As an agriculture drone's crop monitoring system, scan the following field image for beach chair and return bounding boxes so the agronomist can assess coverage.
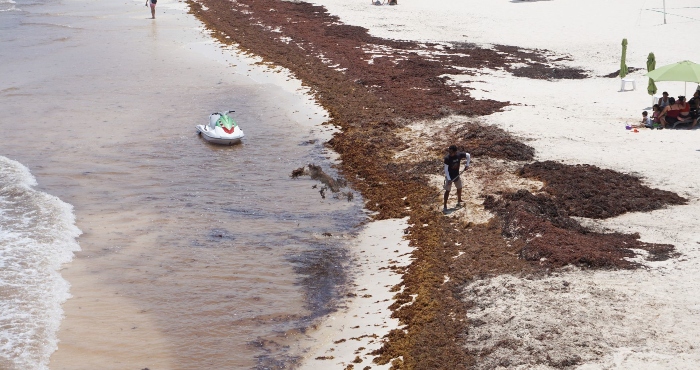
[671,118,692,129]
[620,77,636,91]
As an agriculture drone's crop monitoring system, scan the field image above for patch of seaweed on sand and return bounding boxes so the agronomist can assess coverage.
[477,161,685,268]
[518,161,688,218]
[372,208,535,369]
[437,122,535,161]
[186,1,684,369]
[187,0,586,122]
[602,66,642,78]
[484,190,677,269]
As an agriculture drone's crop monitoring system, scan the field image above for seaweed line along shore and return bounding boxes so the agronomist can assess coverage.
[186,0,697,369]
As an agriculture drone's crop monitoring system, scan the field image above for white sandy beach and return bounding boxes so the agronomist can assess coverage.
[295,0,700,368]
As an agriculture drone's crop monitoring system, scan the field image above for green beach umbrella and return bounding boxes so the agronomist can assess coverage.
[620,38,629,79]
[645,60,700,95]
[645,60,700,83]
[647,52,657,96]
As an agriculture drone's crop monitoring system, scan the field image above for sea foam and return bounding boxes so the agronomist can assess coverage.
[0,156,81,370]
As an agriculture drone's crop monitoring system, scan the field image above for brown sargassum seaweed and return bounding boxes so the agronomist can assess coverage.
[187,1,687,368]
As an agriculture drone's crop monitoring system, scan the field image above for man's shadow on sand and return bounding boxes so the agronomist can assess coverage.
[442,204,463,215]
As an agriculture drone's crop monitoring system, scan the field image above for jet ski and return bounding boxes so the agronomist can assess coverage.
[196,110,245,145]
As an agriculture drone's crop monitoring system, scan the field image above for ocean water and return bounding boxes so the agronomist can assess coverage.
[0,0,363,368]
[0,157,81,370]
[0,0,16,13]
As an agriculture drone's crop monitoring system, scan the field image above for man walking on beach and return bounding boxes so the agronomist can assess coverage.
[146,0,157,19]
[443,145,471,213]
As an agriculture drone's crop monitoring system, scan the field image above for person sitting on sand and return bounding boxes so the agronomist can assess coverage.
[689,97,700,129]
[690,90,700,105]
[641,111,653,128]
[659,97,679,128]
[628,111,653,129]
[651,104,662,126]
[676,96,693,126]
[658,91,670,109]
[443,145,470,213]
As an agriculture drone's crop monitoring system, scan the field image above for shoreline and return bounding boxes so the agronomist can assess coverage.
[296,218,412,370]
[2,0,365,368]
[5,0,699,368]
[189,0,700,368]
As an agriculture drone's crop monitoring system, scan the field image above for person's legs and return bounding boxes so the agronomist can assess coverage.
[443,180,452,210]
[675,117,691,129]
[150,3,156,18]
[455,177,463,205]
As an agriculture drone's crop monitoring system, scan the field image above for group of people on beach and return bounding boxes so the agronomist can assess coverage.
[641,90,700,130]
[372,0,398,5]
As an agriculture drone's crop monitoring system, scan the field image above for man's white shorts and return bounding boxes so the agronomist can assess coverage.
[443,177,463,192]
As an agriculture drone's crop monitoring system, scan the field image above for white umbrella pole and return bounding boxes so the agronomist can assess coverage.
[664,0,667,24]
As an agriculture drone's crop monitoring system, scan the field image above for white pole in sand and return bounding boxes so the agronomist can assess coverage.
[663,0,667,24]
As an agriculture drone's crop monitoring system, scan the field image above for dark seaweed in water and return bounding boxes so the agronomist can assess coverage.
[208,228,236,241]
[288,245,349,315]
[253,339,302,370]
[233,192,363,369]
[244,229,359,370]
[252,234,355,369]
[291,164,347,193]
